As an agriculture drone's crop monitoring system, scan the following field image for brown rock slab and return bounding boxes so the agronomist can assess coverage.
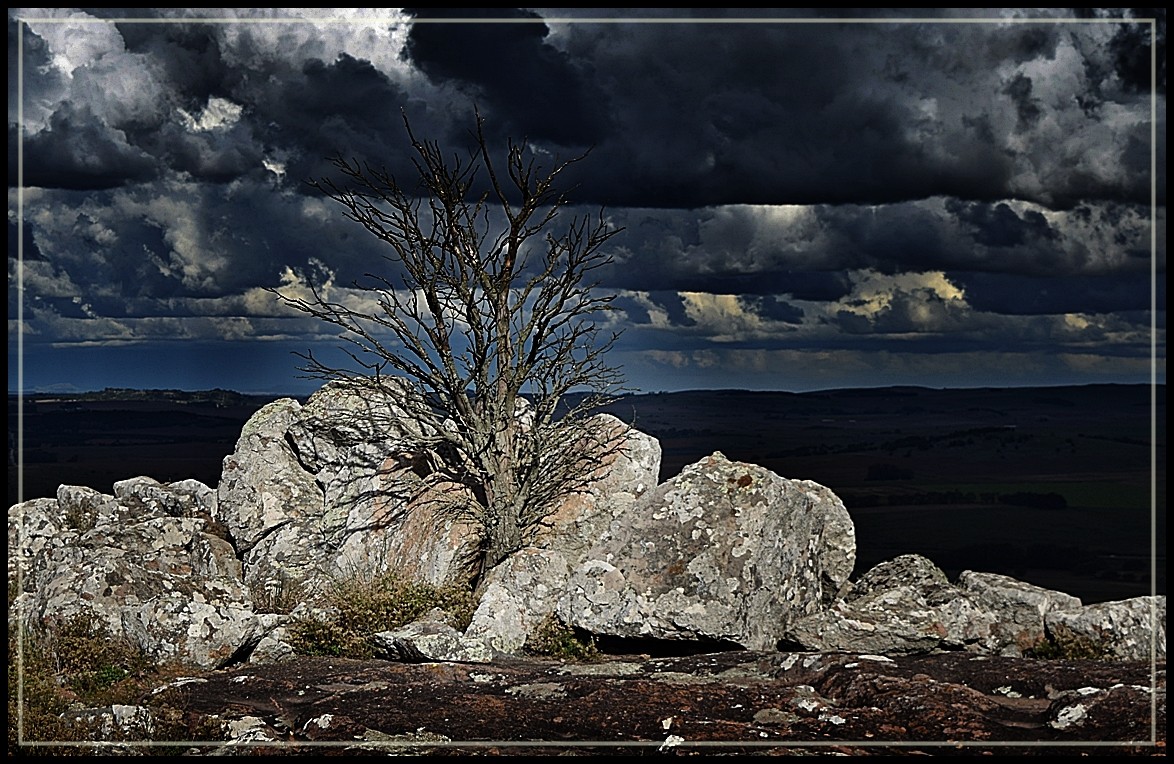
[143,650,1165,756]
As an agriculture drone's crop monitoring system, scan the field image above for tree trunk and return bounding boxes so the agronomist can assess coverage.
[479,291,523,577]
[481,466,525,577]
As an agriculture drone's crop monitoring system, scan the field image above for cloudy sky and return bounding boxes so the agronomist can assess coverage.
[8,8,1167,395]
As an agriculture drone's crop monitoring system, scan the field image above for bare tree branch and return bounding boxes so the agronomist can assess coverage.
[268,111,628,581]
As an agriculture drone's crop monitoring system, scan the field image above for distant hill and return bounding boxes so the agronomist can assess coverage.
[11,387,292,407]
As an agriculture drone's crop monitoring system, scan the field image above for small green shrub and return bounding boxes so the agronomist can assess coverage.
[8,611,151,755]
[9,626,85,753]
[287,617,361,658]
[524,616,600,662]
[7,585,221,756]
[287,572,477,659]
[38,611,152,706]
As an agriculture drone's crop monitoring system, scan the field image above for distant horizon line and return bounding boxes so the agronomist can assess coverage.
[7,380,1166,399]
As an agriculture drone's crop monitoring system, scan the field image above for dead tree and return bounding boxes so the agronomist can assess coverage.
[271,113,625,579]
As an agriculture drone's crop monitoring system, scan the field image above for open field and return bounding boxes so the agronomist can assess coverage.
[8,384,1165,603]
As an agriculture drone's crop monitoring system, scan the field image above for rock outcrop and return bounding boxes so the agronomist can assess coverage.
[9,477,259,669]
[215,383,482,600]
[8,386,673,668]
[371,616,499,664]
[783,553,996,655]
[957,568,1085,655]
[556,451,856,650]
[464,547,575,655]
[464,413,662,654]
[783,554,1166,662]
[1046,596,1167,662]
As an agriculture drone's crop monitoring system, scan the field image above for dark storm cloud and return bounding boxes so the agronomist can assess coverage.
[597,193,1154,319]
[104,221,182,300]
[1003,73,1043,132]
[1078,7,1167,94]
[10,12,417,193]
[611,294,650,325]
[165,126,264,183]
[8,15,62,127]
[544,20,1034,208]
[115,21,236,112]
[608,291,696,328]
[8,218,42,262]
[10,10,1160,210]
[12,180,395,311]
[115,24,421,187]
[246,53,413,180]
[545,15,1156,210]
[11,16,229,188]
[946,200,1057,249]
[775,271,857,302]
[8,9,1163,393]
[824,200,1150,278]
[647,291,696,327]
[15,107,159,190]
[743,295,804,325]
[402,8,610,148]
[567,23,965,207]
[824,205,955,275]
[951,271,1164,315]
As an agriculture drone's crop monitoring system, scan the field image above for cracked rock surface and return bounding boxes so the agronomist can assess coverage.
[144,650,1164,756]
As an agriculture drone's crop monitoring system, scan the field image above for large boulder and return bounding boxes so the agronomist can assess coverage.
[283,377,434,538]
[531,413,662,559]
[215,397,323,554]
[957,569,1083,656]
[215,382,482,600]
[8,496,77,603]
[373,615,499,664]
[328,475,482,588]
[465,414,661,653]
[1045,596,1166,661]
[114,475,219,519]
[465,547,574,654]
[783,557,1153,660]
[9,478,260,670]
[784,555,1003,655]
[556,452,856,650]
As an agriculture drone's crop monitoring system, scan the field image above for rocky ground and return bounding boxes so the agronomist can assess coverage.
[140,650,1165,757]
